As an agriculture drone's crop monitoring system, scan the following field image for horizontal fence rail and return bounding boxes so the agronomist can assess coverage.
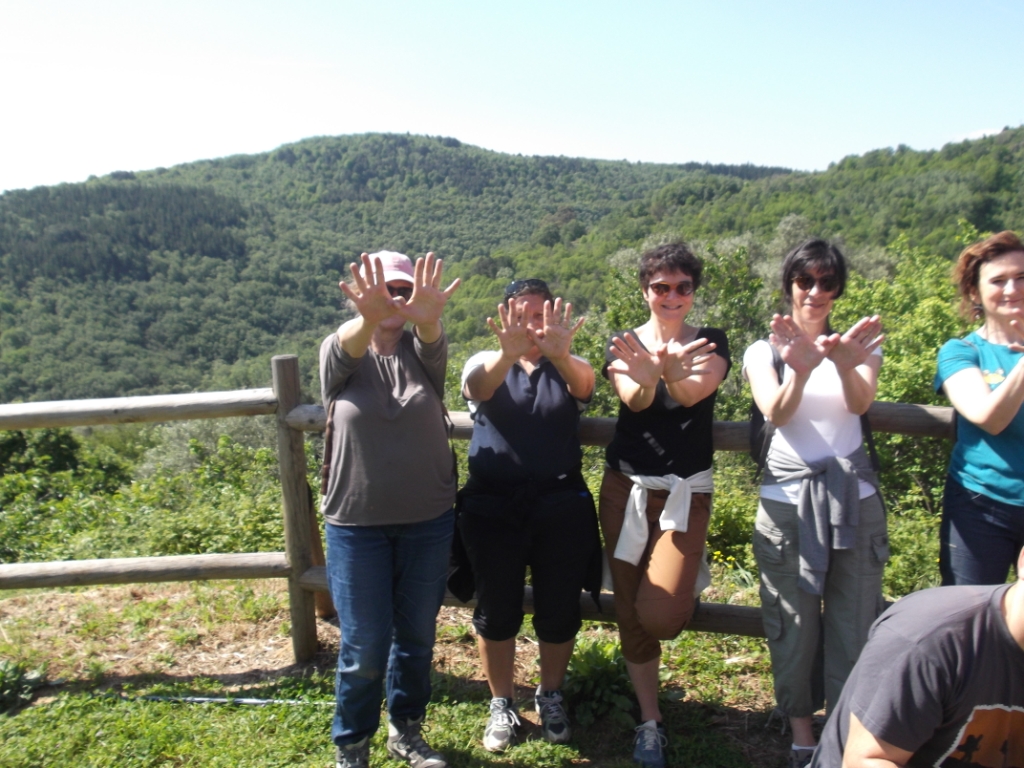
[297,566,766,637]
[0,393,955,444]
[0,553,290,590]
[287,399,957,446]
[0,370,958,661]
[0,389,278,431]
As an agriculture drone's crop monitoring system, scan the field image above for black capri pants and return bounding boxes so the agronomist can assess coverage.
[459,478,599,644]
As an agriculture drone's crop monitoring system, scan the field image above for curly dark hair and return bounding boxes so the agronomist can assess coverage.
[638,243,703,291]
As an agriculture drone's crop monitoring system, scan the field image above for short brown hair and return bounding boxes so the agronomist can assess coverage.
[953,230,1024,320]
[639,243,703,291]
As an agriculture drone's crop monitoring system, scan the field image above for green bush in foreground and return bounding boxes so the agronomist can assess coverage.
[0,428,284,564]
[0,660,44,714]
[563,632,636,728]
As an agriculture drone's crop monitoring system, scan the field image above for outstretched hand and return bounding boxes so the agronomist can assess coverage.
[339,253,398,326]
[487,300,536,361]
[607,332,667,389]
[528,298,585,361]
[769,314,838,374]
[662,337,717,383]
[828,315,885,371]
[392,252,461,327]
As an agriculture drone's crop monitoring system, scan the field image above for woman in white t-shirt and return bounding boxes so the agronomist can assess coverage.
[742,239,886,768]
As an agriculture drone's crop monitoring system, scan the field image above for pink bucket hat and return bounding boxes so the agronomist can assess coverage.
[362,251,414,283]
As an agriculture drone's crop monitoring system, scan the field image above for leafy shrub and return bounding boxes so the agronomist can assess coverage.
[0,430,284,563]
[563,633,635,728]
[705,458,758,570]
[0,660,44,713]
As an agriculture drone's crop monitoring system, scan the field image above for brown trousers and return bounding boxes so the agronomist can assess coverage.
[598,467,712,664]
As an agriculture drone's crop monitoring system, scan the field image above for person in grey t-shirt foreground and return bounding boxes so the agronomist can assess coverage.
[813,546,1024,767]
[320,250,460,768]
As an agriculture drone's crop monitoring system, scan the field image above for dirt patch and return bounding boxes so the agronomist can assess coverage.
[0,582,544,694]
[1,581,793,765]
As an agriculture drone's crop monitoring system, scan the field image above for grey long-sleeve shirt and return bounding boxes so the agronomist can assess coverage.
[319,328,456,526]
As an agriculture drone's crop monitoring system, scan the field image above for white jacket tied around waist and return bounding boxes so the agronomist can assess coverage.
[612,468,714,596]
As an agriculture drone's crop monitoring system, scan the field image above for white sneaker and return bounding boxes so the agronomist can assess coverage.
[483,697,521,752]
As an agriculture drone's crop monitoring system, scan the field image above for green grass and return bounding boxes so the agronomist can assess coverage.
[0,575,787,767]
[0,687,764,767]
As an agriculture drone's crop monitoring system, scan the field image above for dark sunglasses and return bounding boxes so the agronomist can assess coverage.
[648,280,695,297]
[792,274,839,293]
[387,284,413,300]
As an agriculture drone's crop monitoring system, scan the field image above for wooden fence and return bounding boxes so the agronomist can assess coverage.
[0,355,956,662]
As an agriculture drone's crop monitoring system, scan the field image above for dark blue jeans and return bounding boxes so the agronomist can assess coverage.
[324,508,454,747]
[940,477,1024,585]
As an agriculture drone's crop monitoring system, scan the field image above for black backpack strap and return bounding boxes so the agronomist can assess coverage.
[860,412,881,474]
[754,341,785,471]
[441,403,459,484]
[320,399,336,491]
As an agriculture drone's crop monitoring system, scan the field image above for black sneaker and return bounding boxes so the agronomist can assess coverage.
[483,696,521,752]
[386,716,447,768]
[534,686,571,744]
[335,737,370,768]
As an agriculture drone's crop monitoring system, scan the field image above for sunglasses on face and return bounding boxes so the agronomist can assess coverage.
[792,274,839,293]
[387,284,413,300]
[648,281,695,297]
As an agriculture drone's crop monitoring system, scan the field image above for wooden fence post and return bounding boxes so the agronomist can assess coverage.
[272,355,319,662]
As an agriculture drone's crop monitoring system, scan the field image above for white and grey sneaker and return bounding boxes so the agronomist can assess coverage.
[386,716,447,768]
[483,697,521,752]
[534,686,571,744]
[336,736,371,768]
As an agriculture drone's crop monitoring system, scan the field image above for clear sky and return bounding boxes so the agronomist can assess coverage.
[3,0,1022,193]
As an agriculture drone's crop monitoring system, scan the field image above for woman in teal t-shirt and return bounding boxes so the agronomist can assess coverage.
[935,230,1024,585]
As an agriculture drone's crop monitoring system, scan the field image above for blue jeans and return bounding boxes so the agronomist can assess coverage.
[325,508,454,747]
[940,476,1024,585]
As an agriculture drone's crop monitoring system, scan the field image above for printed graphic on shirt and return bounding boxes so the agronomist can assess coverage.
[935,706,1024,767]
[982,368,1006,387]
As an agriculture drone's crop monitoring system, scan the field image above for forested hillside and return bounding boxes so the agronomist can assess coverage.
[2,128,1023,403]
[0,134,786,402]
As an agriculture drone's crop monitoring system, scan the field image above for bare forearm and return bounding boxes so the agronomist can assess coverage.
[764,371,809,427]
[838,367,878,416]
[664,377,709,407]
[337,317,377,358]
[549,354,595,401]
[664,357,727,407]
[979,361,1024,433]
[945,360,1024,434]
[843,755,905,768]
[464,352,517,402]
[843,714,914,768]
[613,374,657,412]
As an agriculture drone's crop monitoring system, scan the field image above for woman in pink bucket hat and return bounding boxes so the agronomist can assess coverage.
[319,250,460,768]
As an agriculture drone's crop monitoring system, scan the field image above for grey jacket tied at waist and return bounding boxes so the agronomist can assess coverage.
[763,446,880,595]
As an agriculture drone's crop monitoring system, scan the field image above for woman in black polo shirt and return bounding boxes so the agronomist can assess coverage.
[458,278,601,754]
